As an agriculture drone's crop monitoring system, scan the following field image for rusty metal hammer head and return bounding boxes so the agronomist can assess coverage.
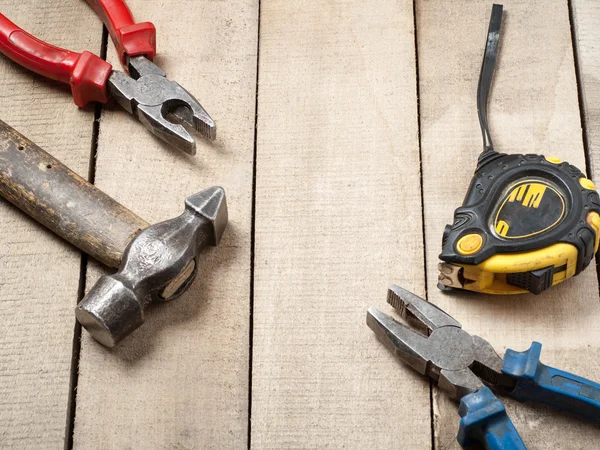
[75,186,228,347]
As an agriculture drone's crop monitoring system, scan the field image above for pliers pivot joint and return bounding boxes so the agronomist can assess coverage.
[368,285,600,449]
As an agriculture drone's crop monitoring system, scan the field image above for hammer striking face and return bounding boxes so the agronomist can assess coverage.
[76,187,228,347]
[0,120,228,347]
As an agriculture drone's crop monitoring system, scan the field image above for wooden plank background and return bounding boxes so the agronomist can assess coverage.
[0,0,598,449]
[251,0,430,447]
[72,1,258,448]
[572,0,600,182]
[0,2,101,447]
[417,1,600,448]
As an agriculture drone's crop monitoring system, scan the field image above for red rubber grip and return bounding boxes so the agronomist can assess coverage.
[0,13,112,107]
[86,0,156,65]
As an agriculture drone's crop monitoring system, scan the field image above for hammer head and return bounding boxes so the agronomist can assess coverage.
[185,187,228,247]
[75,186,228,347]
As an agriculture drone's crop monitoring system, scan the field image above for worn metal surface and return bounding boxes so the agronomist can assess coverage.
[109,55,216,154]
[76,186,228,347]
[367,285,512,400]
[0,121,228,347]
[0,119,149,268]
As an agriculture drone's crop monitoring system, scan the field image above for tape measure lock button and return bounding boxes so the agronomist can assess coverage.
[506,266,555,295]
[456,233,484,255]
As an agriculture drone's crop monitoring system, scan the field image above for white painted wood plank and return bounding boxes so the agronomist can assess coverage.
[72,1,258,448]
[251,1,430,448]
[572,0,600,182]
[0,2,102,447]
[417,1,600,448]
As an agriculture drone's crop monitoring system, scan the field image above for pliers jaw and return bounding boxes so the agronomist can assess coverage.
[367,285,513,400]
[387,285,462,332]
[0,7,216,155]
[107,56,216,155]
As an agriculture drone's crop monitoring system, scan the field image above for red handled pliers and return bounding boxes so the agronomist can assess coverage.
[0,0,215,154]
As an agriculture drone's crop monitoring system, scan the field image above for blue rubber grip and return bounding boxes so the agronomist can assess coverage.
[457,387,527,450]
[502,342,600,422]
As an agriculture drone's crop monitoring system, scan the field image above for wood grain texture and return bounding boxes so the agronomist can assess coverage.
[251,1,430,448]
[416,1,600,448]
[0,121,148,269]
[72,1,258,448]
[0,2,102,448]
[571,0,600,183]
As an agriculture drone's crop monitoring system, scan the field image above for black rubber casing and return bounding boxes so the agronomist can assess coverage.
[440,151,600,275]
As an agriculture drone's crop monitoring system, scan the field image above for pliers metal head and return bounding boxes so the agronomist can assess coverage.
[368,284,600,449]
[0,0,215,155]
[367,285,515,399]
[109,56,216,155]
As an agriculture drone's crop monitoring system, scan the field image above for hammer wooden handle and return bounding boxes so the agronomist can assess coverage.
[0,120,149,267]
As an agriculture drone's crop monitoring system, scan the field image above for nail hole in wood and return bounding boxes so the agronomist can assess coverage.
[46,164,52,169]
[17,145,24,151]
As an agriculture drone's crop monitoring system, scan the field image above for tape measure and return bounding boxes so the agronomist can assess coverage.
[437,4,600,295]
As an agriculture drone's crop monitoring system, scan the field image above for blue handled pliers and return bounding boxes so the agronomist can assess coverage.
[367,285,600,449]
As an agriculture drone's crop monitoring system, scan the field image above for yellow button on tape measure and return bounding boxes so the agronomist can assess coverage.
[580,178,596,190]
[457,234,484,255]
[437,6,600,295]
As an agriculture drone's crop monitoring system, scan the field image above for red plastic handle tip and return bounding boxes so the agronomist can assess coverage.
[70,51,112,107]
[86,1,156,65]
[0,14,112,106]
[117,22,156,63]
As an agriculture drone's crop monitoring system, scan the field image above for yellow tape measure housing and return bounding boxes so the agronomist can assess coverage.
[439,157,600,295]
[438,6,600,295]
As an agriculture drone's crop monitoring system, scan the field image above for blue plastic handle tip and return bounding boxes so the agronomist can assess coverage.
[458,387,526,450]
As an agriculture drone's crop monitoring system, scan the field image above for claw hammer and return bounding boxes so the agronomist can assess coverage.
[0,120,228,347]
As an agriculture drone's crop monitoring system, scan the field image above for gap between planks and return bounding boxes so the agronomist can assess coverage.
[247,1,262,448]
[54,2,599,449]
[567,0,600,295]
[411,1,436,449]
[63,25,109,450]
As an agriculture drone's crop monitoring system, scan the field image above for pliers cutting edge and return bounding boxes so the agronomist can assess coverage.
[0,0,215,154]
[367,285,600,449]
